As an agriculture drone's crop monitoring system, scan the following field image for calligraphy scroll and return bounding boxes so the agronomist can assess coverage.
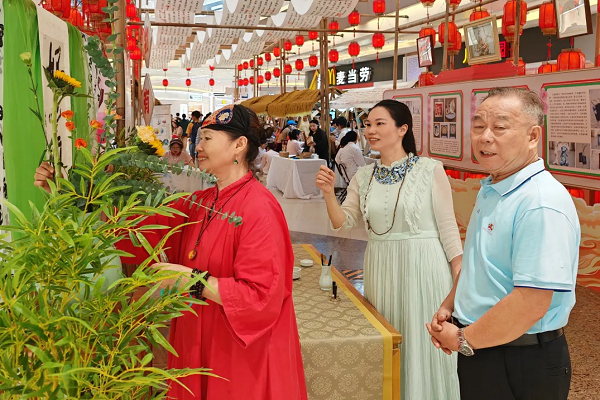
[37,8,73,170]
[142,73,155,126]
[225,0,285,16]
[155,0,204,13]
[291,0,360,18]
[143,13,152,68]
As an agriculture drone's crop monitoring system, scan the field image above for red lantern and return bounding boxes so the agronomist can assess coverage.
[243,61,249,70]
[539,1,557,36]
[348,41,360,57]
[295,59,304,71]
[250,59,255,68]
[265,53,272,62]
[126,26,137,39]
[249,76,255,85]
[420,0,435,7]
[162,79,168,87]
[238,64,243,72]
[449,0,461,9]
[329,20,340,34]
[348,10,361,26]
[186,67,191,72]
[163,68,168,72]
[265,71,272,81]
[273,47,281,57]
[209,65,215,71]
[130,16,141,30]
[238,78,244,87]
[419,26,437,46]
[308,31,318,41]
[243,78,249,86]
[126,3,136,18]
[538,61,558,74]
[372,33,385,62]
[273,67,281,78]
[258,75,264,84]
[44,0,69,17]
[449,31,462,56]
[470,7,490,22]
[186,78,192,86]
[284,40,293,51]
[502,0,527,40]
[419,71,435,86]
[68,9,84,27]
[438,21,458,45]
[373,0,386,14]
[295,35,305,47]
[284,64,293,74]
[557,48,585,71]
[209,78,215,87]
[329,49,339,64]
[309,55,319,68]
[126,38,137,51]
[130,46,141,60]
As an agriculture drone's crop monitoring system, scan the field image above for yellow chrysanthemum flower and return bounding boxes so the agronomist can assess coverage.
[136,126,155,144]
[53,70,82,88]
[150,140,163,149]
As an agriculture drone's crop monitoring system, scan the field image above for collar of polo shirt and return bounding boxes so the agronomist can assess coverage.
[484,159,546,197]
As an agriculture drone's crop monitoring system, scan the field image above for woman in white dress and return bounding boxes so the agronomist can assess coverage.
[316,100,462,400]
[335,130,366,182]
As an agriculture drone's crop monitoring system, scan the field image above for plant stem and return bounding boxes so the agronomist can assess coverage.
[28,67,49,153]
[52,92,61,191]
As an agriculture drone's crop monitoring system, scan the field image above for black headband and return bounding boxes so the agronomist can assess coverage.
[202,105,259,145]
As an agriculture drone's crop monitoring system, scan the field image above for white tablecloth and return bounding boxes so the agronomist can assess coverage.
[266,156,326,199]
[160,167,215,193]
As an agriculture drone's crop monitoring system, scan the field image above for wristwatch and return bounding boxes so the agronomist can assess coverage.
[457,328,476,356]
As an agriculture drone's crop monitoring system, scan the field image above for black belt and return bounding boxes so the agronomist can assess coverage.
[453,319,564,347]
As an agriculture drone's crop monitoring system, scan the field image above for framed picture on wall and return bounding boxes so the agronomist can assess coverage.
[555,0,593,39]
[463,16,501,65]
[416,35,435,68]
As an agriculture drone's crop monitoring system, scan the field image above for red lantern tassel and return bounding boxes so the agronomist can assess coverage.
[570,37,574,48]
[377,52,379,63]
[547,39,552,61]
[352,59,355,69]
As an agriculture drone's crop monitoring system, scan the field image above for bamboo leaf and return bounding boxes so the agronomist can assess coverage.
[149,326,178,357]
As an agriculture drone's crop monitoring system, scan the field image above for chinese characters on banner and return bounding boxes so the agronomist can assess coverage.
[318,66,373,88]
[37,8,73,170]
[142,73,155,126]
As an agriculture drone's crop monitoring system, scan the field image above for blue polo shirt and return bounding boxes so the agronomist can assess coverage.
[453,160,580,334]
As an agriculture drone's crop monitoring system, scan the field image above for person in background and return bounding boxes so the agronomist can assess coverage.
[298,116,310,142]
[254,138,268,171]
[305,119,329,164]
[286,130,303,156]
[186,111,202,160]
[175,112,181,124]
[265,126,275,142]
[335,130,365,182]
[276,120,295,152]
[172,119,183,137]
[427,88,578,400]
[334,116,350,146]
[163,136,193,167]
[180,114,191,135]
[261,141,279,177]
[316,100,462,400]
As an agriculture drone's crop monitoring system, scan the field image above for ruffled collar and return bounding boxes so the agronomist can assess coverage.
[377,153,413,169]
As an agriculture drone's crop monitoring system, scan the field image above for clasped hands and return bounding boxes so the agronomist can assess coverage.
[426,306,460,355]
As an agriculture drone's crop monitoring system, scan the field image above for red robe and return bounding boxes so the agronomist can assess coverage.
[118,172,307,400]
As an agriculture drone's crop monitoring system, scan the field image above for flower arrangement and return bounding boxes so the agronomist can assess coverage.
[135,125,166,157]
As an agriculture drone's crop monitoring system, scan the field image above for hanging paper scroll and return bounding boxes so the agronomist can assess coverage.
[225,0,285,16]
[290,0,360,18]
[143,13,152,68]
[155,0,205,13]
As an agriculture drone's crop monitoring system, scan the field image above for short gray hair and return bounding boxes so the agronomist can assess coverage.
[481,87,544,126]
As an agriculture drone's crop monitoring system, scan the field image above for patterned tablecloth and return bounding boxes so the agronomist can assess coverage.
[293,244,398,400]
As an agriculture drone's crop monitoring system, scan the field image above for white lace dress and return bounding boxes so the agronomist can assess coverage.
[333,155,462,400]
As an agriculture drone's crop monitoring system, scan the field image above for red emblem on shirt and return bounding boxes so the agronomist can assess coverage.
[488,223,494,231]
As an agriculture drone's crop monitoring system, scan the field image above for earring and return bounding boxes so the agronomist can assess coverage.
[234,159,239,165]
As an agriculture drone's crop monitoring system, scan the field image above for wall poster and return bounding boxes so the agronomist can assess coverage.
[392,94,423,155]
[543,80,600,178]
[151,104,172,147]
[428,91,463,160]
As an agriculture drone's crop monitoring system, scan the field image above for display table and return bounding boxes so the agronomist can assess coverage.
[266,156,326,199]
[293,244,401,400]
[159,167,215,193]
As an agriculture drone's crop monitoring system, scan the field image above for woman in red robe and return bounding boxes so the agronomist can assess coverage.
[35,105,308,400]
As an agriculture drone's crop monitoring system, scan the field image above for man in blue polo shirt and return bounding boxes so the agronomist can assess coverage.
[426,87,579,400]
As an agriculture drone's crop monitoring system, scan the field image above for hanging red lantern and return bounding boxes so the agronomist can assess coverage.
[68,9,84,28]
[258,75,264,84]
[419,25,437,46]
[186,78,192,86]
[348,41,360,57]
[309,55,319,68]
[130,16,141,30]
[419,71,435,86]
[420,0,435,7]
[209,78,215,87]
[257,56,264,66]
[238,78,244,87]
[250,59,255,68]
[372,33,385,62]
[329,20,340,34]
[470,7,490,22]
[273,67,281,78]
[126,26,137,39]
[295,35,305,47]
[249,76,255,85]
[126,3,136,18]
[295,59,304,71]
[539,1,557,36]
[44,0,69,17]
[284,64,293,74]
[129,46,141,60]
[209,65,215,71]
[438,21,458,45]
[238,64,243,72]
[265,71,272,81]
[557,48,585,71]
[538,61,558,74]
[243,78,249,86]
[243,61,249,70]
[163,68,168,72]
[162,79,169,87]
[186,67,192,72]
[329,49,339,64]
[449,0,461,9]
[449,31,462,56]
[126,38,137,51]
[502,0,527,40]
[273,47,281,57]
[284,40,293,51]
[348,10,361,26]
[265,53,272,62]
[373,0,386,14]
[308,31,318,41]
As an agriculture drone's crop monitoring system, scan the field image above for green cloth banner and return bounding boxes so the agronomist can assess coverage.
[68,24,91,167]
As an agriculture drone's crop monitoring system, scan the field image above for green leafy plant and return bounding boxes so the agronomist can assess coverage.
[0,148,227,399]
